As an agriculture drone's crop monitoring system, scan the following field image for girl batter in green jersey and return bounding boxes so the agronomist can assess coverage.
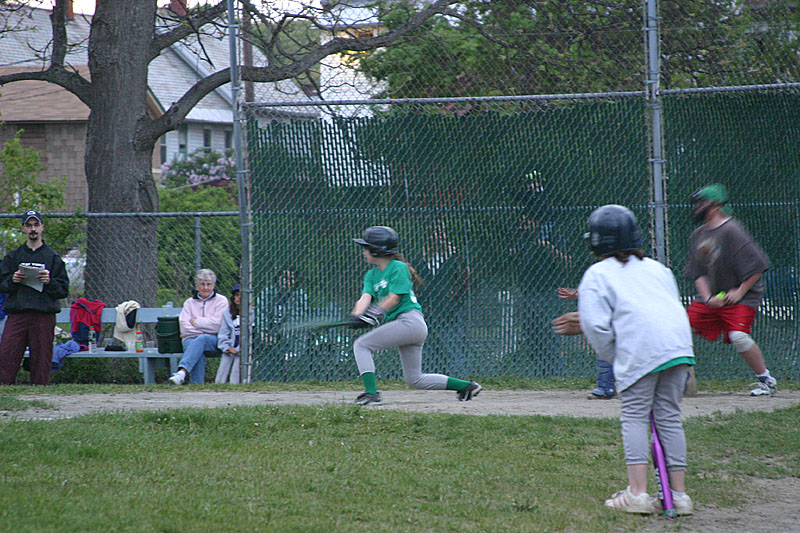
[347,225,482,405]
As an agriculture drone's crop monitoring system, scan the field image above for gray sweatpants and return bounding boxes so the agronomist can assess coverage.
[353,310,449,390]
[619,364,689,470]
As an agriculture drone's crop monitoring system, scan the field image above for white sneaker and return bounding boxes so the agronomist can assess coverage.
[653,492,694,516]
[672,493,694,516]
[168,371,186,385]
[749,376,777,396]
[604,487,656,514]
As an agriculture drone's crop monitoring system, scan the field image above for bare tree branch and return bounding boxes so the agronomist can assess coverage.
[0,65,92,106]
[150,0,228,60]
[140,68,231,145]
[145,0,458,141]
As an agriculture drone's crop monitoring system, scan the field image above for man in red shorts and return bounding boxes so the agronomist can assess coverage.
[685,184,776,396]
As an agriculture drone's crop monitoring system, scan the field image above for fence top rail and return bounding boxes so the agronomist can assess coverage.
[661,82,800,95]
[0,212,240,219]
[243,82,800,110]
[243,90,646,109]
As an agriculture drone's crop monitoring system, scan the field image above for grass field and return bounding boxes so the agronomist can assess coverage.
[1,380,798,532]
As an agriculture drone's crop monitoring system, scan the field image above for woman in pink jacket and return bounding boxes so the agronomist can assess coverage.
[168,269,229,385]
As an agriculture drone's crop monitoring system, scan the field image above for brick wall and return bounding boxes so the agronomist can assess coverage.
[44,123,88,210]
[1,122,159,212]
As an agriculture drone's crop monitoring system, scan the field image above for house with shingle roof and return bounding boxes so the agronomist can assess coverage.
[0,2,314,209]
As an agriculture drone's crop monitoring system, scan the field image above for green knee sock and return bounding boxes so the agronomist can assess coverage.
[361,372,378,394]
[446,377,470,391]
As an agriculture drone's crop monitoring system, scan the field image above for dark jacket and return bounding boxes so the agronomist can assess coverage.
[0,242,69,314]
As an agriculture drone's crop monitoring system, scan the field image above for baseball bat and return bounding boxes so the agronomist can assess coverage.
[650,412,676,518]
[281,318,350,332]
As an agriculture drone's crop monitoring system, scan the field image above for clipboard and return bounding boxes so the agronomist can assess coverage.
[19,265,44,292]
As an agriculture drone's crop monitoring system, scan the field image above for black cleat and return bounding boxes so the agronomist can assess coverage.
[457,381,482,401]
[354,392,382,405]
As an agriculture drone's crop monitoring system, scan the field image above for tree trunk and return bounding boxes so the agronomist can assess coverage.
[84,1,159,306]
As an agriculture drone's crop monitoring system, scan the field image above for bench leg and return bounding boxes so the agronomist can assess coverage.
[142,358,157,385]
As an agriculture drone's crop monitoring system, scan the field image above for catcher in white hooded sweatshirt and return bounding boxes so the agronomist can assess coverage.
[577,205,695,515]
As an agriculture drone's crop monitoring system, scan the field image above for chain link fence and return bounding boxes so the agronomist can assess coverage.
[245,1,800,383]
[248,96,650,382]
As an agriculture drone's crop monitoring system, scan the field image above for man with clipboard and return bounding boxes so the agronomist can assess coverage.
[0,210,69,385]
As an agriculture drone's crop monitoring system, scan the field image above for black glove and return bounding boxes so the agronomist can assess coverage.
[347,314,371,329]
[347,305,385,329]
[363,304,385,326]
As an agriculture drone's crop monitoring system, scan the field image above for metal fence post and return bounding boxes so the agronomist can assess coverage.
[645,0,668,264]
[228,0,252,383]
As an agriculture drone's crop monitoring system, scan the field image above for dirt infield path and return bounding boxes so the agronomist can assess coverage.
[4,388,799,421]
[4,389,799,533]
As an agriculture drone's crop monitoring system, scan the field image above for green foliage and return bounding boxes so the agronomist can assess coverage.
[158,182,238,212]
[358,0,800,99]
[160,148,235,189]
[0,129,83,254]
[360,0,644,98]
[157,186,241,305]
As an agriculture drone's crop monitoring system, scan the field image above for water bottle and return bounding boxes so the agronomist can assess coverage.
[135,331,144,353]
[88,329,97,353]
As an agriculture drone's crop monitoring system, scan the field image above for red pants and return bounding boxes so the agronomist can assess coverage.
[0,312,56,385]
[686,301,756,344]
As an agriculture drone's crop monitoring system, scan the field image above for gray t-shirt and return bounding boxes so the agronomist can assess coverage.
[684,218,770,309]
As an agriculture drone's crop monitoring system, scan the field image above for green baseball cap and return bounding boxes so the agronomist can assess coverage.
[690,184,732,214]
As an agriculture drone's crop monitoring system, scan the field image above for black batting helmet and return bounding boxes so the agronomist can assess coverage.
[585,205,641,256]
[353,226,399,257]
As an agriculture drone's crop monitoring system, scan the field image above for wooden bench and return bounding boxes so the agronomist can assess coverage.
[52,307,183,385]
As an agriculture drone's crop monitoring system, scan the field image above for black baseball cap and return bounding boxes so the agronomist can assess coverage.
[21,210,43,224]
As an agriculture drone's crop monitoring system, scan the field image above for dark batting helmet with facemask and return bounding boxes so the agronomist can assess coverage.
[353,226,399,257]
[585,205,642,256]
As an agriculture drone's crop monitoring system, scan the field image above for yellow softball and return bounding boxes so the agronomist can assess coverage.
[716,291,726,299]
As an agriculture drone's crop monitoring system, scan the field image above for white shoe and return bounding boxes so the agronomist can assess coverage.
[749,376,777,396]
[672,493,694,516]
[604,487,655,514]
[653,492,694,516]
[168,371,186,385]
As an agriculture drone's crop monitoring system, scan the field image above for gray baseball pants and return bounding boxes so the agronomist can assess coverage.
[353,310,449,389]
[619,364,689,470]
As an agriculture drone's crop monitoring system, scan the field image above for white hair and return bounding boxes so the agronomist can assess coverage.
[195,269,217,283]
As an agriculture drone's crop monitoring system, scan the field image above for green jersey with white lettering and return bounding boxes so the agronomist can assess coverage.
[362,260,422,322]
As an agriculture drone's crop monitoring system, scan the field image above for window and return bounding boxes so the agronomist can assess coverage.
[178,125,188,158]
[224,130,233,150]
[203,128,212,152]
[160,136,167,164]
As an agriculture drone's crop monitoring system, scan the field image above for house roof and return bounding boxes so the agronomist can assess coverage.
[0,7,92,69]
[0,65,90,122]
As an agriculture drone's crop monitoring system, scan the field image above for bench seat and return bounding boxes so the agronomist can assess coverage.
[46,306,184,384]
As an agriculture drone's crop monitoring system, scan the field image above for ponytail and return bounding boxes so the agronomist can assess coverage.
[392,253,424,288]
